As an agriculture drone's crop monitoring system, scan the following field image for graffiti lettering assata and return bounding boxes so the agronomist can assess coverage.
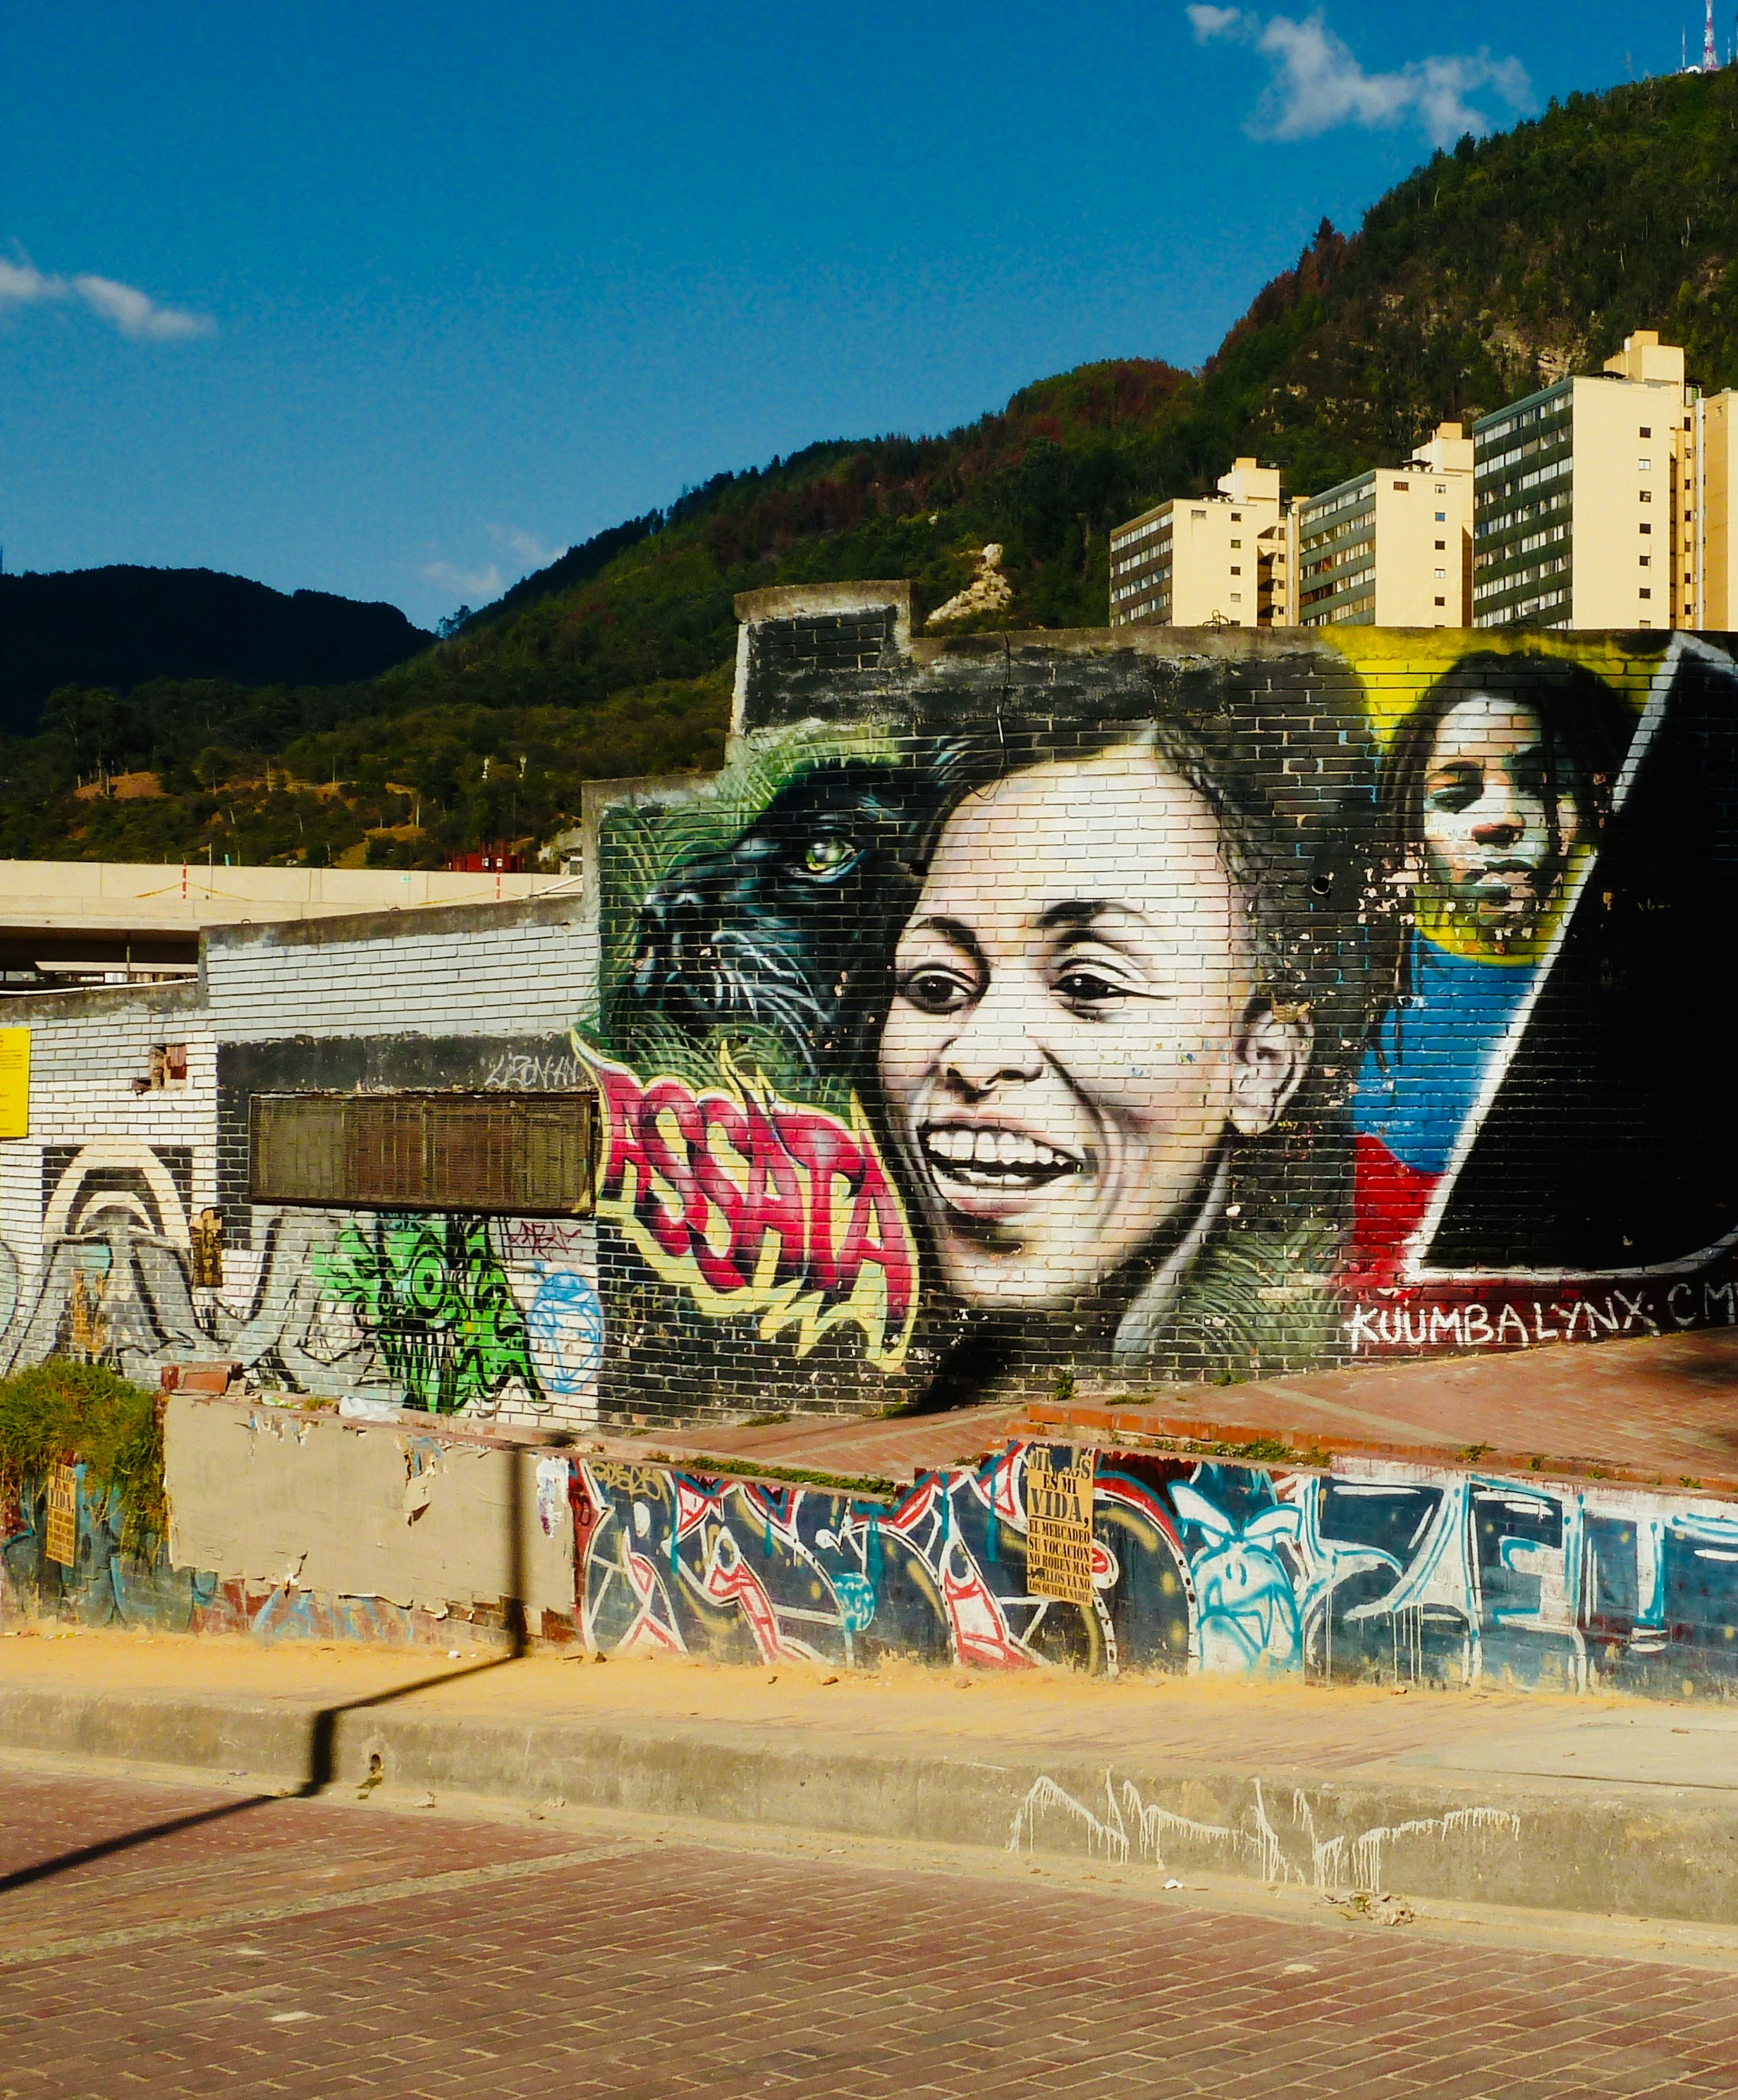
[580,1050,918,1368]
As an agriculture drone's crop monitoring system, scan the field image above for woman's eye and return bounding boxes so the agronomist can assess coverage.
[1427,772,1481,814]
[801,836,857,878]
[900,967,974,1015]
[1054,967,1129,1007]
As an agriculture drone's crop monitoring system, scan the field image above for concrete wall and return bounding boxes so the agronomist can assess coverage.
[165,1394,575,1631]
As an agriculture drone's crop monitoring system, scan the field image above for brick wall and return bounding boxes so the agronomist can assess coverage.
[586,602,1738,1420]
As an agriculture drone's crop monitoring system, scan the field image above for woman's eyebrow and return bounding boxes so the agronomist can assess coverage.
[912,915,989,970]
[1035,899,1149,933]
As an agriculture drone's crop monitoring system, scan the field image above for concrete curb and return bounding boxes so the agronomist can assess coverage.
[4,1681,1738,1926]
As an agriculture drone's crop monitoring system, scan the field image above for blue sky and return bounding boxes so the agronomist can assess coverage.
[0,2,1716,627]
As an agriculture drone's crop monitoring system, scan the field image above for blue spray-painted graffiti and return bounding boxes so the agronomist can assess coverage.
[525,1267,606,1396]
[574,1443,1738,1697]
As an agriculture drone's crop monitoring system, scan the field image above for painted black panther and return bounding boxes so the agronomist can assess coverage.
[629,759,929,1079]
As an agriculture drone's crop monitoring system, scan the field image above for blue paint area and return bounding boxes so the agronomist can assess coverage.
[1352,935,1536,1177]
[526,1267,605,1394]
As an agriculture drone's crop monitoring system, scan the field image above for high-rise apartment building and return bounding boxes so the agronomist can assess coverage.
[1108,460,1287,629]
[1471,332,1694,630]
[1292,424,1474,627]
[1689,388,1738,628]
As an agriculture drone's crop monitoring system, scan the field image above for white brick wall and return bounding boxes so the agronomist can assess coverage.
[207,906,598,1043]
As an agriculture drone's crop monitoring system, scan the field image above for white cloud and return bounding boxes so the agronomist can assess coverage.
[0,255,213,340]
[486,522,561,570]
[1187,7,1532,147]
[420,559,504,601]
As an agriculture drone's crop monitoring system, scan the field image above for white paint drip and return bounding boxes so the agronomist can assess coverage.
[1008,1770,1520,1895]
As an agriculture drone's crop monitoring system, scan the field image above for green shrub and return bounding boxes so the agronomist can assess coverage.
[0,1360,166,1559]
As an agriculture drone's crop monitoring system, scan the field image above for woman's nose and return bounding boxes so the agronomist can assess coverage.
[1470,782,1527,845]
[940,984,1044,1094]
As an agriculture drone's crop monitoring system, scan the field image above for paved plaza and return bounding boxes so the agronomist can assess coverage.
[4,1764,1738,2098]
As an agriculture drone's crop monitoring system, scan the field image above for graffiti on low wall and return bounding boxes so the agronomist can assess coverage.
[575,1442,1738,1695]
[1,1466,214,1633]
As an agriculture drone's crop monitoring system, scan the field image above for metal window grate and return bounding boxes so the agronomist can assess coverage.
[250,1092,596,1215]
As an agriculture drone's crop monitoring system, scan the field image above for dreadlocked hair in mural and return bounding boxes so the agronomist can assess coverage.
[853,696,1368,1373]
[1353,650,1639,1059]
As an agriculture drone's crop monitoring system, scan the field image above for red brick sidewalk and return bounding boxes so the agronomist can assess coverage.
[624,1326,1738,1499]
[4,1767,1738,2097]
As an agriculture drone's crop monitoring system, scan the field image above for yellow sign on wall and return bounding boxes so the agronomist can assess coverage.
[1024,1446,1096,1606]
[44,1463,78,1568]
[0,1028,28,1140]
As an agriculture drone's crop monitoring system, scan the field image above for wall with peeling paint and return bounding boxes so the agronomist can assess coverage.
[162,1394,574,1629]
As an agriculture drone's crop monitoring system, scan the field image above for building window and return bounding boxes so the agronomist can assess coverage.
[1640,522,1652,534]
[1230,566,1241,576]
[1230,512,1242,522]
[1639,555,1651,567]
[1230,539,1242,548]
[1638,458,1652,472]
[1434,539,1445,551]
[135,1045,189,1095]
[1229,593,1242,603]
[1639,426,1652,438]
[1639,588,1652,600]
[1434,596,1446,608]
[1435,511,1445,522]
[1641,491,1652,503]
[1192,510,1206,520]
[1393,481,1409,491]
[1434,568,1446,579]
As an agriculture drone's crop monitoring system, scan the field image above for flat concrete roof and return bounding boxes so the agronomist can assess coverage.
[0,859,573,939]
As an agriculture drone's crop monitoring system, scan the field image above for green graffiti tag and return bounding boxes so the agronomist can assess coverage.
[314,1215,538,1415]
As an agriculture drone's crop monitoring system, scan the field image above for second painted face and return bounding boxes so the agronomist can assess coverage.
[1421,695,1581,933]
[876,749,1302,1313]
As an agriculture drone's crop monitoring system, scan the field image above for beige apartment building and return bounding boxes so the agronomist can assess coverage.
[1472,331,1695,630]
[1108,460,1288,629]
[1692,388,1738,628]
[1293,424,1474,627]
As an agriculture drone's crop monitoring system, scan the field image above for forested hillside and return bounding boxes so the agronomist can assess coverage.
[0,567,429,732]
[13,63,1738,867]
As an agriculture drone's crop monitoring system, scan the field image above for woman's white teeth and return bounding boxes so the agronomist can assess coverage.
[926,1128,1067,1169]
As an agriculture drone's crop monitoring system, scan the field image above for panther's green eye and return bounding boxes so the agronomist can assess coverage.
[802,837,855,876]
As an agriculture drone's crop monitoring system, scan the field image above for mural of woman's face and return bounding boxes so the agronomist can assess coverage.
[1421,695,1581,932]
[876,749,1310,1313]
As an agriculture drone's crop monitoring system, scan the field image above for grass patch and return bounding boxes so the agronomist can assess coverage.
[0,1359,166,1559]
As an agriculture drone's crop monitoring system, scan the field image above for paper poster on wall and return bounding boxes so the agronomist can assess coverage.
[0,1028,30,1141]
[44,1462,78,1568]
[1024,1446,1095,1605]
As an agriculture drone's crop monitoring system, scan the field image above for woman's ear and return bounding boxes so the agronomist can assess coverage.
[1228,1000,1311,1136]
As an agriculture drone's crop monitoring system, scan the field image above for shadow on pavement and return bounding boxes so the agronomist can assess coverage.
[1,1447,534,1894]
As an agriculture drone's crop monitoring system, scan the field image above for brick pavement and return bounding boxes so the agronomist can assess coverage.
[4,1767,1738,2096]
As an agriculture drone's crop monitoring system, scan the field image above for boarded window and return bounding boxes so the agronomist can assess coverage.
[250,1092,595,1215]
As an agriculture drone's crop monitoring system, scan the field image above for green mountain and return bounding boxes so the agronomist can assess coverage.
[0,566,429,734]
[12,63,1738,868]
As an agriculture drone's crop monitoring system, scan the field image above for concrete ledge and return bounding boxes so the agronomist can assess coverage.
[5,1676,1738,1927]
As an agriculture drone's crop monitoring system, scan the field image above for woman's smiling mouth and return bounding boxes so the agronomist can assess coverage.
[919,1122,1084,1198]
